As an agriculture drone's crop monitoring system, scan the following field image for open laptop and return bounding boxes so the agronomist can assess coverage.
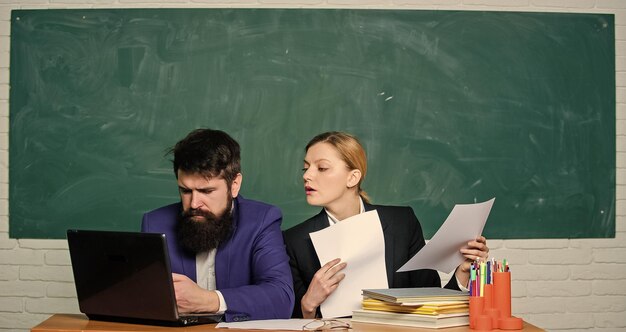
[66,229,223,326]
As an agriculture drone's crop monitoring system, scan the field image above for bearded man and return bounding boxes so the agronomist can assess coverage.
[141,129,294,322]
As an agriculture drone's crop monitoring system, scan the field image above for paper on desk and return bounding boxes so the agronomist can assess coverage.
[216,319,319,330]
[309,210,388,318]
[397,198,495,274]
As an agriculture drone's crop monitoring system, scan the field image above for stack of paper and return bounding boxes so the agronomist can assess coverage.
[352,309,469,329]
[362,287,469,303]
[362,298,468,315]
[352,288,469,329]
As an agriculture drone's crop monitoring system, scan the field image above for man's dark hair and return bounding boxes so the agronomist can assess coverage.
[170,129,241,185]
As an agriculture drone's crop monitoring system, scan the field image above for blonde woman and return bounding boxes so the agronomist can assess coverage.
[283,131,488,318]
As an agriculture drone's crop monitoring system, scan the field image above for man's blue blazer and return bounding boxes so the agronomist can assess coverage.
[141,195,294,322]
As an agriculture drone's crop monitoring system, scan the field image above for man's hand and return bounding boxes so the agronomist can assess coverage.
[172,273,220,313]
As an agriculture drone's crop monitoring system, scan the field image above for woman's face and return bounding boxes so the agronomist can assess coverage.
[302,142,355,207]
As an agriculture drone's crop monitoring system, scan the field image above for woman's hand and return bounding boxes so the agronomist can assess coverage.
[455,236,489,287]
[300,258,347,319]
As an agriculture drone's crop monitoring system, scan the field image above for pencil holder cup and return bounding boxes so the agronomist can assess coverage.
[493,271,512,317]
[482,284,500,328]
[483,284,494,309]
[493,271,523,330]
[469,296,484,329]
[475,314,493,331]
[499,316,523,330]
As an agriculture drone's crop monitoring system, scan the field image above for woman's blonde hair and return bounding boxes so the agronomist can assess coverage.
[305,131,370,204]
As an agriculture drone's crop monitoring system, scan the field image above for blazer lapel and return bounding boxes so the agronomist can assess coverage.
[215,196,240,289]
[304,210,331,271]
[310,209,330,233]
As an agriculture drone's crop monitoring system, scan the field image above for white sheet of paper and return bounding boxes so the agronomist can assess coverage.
[216,319,316,330]
[309,210,388,318]
[397,198,495,274]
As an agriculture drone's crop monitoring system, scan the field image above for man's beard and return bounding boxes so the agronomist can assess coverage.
[176,198,233,254]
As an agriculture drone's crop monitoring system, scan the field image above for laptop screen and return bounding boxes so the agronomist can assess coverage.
[67,229,181,322]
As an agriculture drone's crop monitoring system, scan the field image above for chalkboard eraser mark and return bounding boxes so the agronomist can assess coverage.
[117,46,145,88]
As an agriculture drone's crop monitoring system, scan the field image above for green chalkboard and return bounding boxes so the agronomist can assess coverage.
[9,9,615,239]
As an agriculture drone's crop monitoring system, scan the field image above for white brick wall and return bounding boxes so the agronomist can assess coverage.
[1,1,624,331]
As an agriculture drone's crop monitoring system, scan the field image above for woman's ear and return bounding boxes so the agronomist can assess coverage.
[347,169,362,188]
